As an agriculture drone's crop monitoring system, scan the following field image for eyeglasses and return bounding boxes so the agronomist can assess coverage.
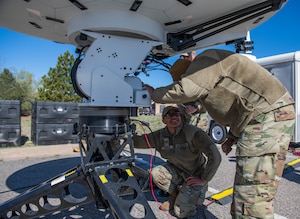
[164,111,180,118]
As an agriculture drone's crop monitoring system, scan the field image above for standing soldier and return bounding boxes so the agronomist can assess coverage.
[144,49,295,219]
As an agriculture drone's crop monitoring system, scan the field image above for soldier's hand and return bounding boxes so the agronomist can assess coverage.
[221,138,235,155]
[186,176,206,186]
[185,105,197,114]
[142,83,154,95]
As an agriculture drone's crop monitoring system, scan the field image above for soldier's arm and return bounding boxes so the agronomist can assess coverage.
[193,130,221,182]
[132,131,159,149]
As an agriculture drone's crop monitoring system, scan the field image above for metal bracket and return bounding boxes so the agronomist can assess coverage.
[167,0,285,51]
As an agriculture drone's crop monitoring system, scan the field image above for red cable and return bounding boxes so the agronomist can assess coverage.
[141,130,159,203]
[142,128,174,219]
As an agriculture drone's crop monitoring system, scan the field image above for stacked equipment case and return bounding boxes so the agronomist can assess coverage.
[0,100,21,146]
[31,102,79,145]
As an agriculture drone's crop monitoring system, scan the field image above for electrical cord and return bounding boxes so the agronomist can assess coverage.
[131,119,175,218]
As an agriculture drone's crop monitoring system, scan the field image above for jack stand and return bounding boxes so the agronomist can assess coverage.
[0,108,155,219]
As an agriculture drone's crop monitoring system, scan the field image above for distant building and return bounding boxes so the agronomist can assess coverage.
[153,103,177,116]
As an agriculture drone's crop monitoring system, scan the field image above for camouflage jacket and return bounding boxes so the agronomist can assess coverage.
[133,122,221,182]
[152,49,294,137]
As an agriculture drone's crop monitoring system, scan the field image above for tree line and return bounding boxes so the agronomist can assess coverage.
[0,51,82,115]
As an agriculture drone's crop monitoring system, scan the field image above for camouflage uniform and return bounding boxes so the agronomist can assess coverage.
[151,49,296,218]
[189,111,208,131]
[178,102,209,132]
[232,104,295,219]
[133,121,221,218]
[152,164,208,218]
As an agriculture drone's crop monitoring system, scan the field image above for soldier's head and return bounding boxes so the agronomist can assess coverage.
[169,59,191,81]
[162,106,181,128]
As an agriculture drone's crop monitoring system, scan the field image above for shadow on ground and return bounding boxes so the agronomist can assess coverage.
[2,154,220,218]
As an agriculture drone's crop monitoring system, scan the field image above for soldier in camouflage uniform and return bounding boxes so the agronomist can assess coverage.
[133,106,221,218]
[178,101,209,131]
[144,49,295,218]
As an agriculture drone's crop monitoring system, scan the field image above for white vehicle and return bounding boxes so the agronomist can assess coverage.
[256,51,300,143]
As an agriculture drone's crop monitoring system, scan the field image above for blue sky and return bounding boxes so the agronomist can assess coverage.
[0,0,299,88]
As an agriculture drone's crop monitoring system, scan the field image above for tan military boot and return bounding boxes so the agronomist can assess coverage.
[73,145,80,152]
[160,190,178,211]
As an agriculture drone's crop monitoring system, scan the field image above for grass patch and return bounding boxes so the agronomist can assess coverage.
[131,115,164,134]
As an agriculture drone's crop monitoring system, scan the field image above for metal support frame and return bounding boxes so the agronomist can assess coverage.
[0,113,155,219]
[0,166,95,219]
[167,0,285,51]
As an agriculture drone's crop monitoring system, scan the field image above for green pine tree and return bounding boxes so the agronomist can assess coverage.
[16,70,38,115]
[0,68,39,115]
[0,68,22,100]
[38,51,82,103]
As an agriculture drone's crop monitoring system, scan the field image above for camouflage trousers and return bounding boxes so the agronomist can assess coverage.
[189,112,209,132]
[152,163,207,218]
[232,105,295,219]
